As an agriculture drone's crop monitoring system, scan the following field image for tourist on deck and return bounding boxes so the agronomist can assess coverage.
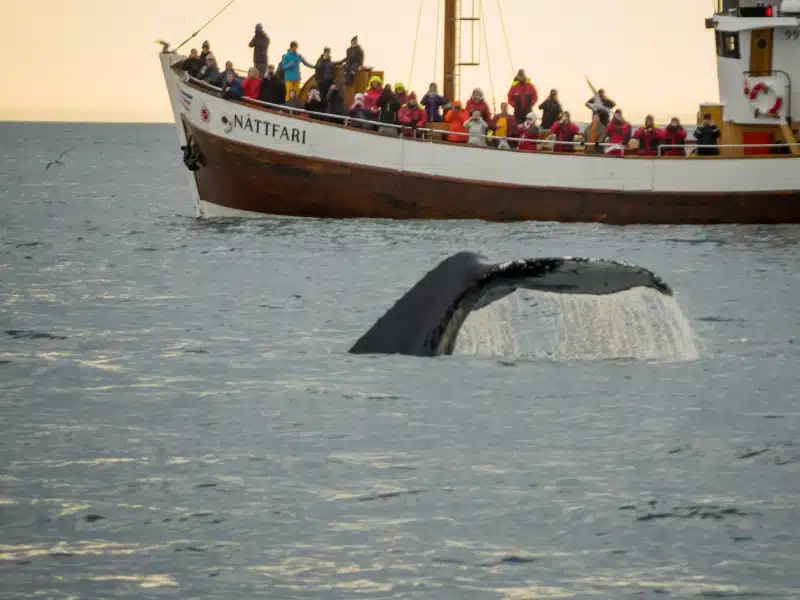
[466,88,492,123]
[466,110,489,146]
[241,67,262,99]
[582,112,607,153]
[259,64,285,105]
[305,88,325,115]
[661,118,687,156]
[221,71,244,100]
[393,83,409,107]
[343,36,365,87]
[605,109,632,156]
[444,101,469,143]
[182,49,203,78]
[200,41,212,63]
[280,41,314,100]
[694,113,721,156]
[508,70,537,123]
[633,114,663,155]
[397,93,427,138]
[538,89,562,130]
[250,24,270,77]
[491,102,517,150]
[377,84,401,135]
[198,54,220,85]
[220,61,237,86]
[363,76,384,120]
[325,82,345,118]
[421,83,446,123]
[585,88,616,126]
[349,93,369,129]
[285,89,302,111]
[314,47,342,102]
[550,112,580,153]
[517,113,540,152]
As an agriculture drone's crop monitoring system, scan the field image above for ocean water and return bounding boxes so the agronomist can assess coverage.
[1,122,799,599]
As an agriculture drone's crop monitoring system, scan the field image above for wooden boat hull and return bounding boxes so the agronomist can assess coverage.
[185,119,800,224]
[160,54,800,225]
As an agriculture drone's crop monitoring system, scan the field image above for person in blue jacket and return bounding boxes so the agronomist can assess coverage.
[281,41,314,101]
[221,70,244,100]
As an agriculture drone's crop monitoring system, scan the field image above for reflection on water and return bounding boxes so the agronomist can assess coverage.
[0,123,799,599]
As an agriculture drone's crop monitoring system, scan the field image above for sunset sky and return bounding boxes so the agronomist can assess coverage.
[2,0,719,124]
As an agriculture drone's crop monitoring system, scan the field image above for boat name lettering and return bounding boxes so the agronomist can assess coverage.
[232,114,307,144]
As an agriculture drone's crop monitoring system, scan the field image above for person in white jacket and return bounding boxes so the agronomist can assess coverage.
[466,111,488,146]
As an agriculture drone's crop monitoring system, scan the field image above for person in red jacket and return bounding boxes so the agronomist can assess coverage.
[633,114,664,155]
[517,112,540,152]
[661,117,687,156]
[444,101,469,143]
[508,69,538,122]
[465,88,492,123]
[549,111,580,152]
[362,75,383,120]
[397,92,427,137]
[605,109,632,156]
[242,67,262,99]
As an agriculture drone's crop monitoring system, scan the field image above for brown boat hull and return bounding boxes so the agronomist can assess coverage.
[185,120,800,225]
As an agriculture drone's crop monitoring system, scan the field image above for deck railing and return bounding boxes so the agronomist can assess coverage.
[185,75,800,157]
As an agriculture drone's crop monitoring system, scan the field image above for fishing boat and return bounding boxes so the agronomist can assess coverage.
[158,0,800,224]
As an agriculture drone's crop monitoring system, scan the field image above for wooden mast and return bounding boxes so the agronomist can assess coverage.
[443,0,457,102]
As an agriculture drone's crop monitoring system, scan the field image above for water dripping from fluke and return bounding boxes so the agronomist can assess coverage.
[349,251,699,361]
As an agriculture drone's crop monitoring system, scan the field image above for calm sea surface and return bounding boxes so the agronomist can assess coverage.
[1,122,799,599]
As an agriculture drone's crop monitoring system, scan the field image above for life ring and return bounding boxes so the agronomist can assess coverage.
[743,80,783,117]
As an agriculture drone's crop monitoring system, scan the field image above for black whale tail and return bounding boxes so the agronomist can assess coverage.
[349,251,673,357]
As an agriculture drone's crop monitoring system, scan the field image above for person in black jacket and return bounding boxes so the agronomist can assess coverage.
[249,24,270,77]
[694,113,721,156]
[314,47,343,102]
[181,49,203,78]
[343,36,364,87]
[325,81,345,119]
[538,89,562,130]
[259,65,285,105]
[376,84,401,135]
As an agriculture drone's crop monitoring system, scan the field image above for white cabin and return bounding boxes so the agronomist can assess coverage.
[706,0,800,126]
[706,0,800,152]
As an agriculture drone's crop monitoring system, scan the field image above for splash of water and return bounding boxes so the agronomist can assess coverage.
[453,288,699,362]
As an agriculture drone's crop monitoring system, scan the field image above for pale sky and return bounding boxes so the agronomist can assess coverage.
[2,0,719,123]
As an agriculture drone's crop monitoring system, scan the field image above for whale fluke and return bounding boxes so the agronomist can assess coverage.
[349,251,673,357]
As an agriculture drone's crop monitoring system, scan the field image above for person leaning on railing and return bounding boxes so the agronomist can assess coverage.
[632,115,663,156]
[660,118,687,156]
[182,49,203,78]
[550,112,580,153]
[258,64,285,105]
[376,85,401,136]
[220,71,243,100]
[694,113,721,156]
[397,93,427,138]
[517,113,540,153]
[582,113,607,153]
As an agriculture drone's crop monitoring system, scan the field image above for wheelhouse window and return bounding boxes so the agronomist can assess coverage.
[716,31,741,58]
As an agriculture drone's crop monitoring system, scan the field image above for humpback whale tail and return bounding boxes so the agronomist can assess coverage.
[350,252,678,358]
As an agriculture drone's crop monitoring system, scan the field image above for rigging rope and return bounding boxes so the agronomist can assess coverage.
[175,0,239,52]
[495,0,514,73]
[479,0,496,112]
[408,0,426,92]
[433,0,442,84]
